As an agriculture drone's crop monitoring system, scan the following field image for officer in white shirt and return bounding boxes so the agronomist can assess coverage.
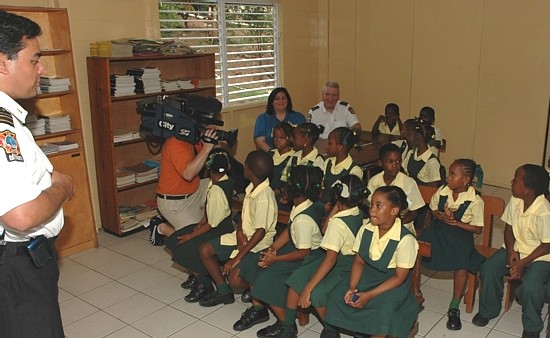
[0,11,75,338]
[307,81,361,139]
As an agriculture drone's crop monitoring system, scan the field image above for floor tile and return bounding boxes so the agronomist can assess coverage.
[169,320,233,337]
[117,266,173,292]
[417,309,444,336]
[71,247,126,269]
[131,306,197,337]
[493,309,526,337]
[103,293,165,324]
[59,296,99,326]
[79,281,138,309]
[64,310,126,338]
[170,296,223,319]
[58,258,92,281]
[93,255,148,280]
[58,269,112,296]
[142,276,187,304]
[104,325,152,338]
[425,318,490,337]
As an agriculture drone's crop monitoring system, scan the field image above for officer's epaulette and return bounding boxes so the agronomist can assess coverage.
[339,101,348,106]
[310,105,320,111]
[0,107,14,127]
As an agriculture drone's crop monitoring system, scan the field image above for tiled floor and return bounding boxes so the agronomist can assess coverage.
[58,185,549,338]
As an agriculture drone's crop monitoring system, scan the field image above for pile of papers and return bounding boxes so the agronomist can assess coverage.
[90,38,198,57]
[90,39,134,57]
[45,115,72,133]
[118,204,159,232]
[177,79,195,89]
[26,114,46,136]
[110,74,136,97]
[127,67,162,94]
[116,169,135,188]
[113,129,141,143]
[121,162,159,183]
[40,141,78,155]
[39,76,71,93]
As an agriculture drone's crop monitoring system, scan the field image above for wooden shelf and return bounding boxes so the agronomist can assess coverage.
[0,6,97,257]
[87,53,216,236]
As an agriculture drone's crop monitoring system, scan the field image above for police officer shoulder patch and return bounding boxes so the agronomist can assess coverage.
[0,130,23,162]
[348,106,356,115]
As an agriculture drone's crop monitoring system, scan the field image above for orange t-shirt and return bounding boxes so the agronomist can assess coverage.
[157,137,203,195]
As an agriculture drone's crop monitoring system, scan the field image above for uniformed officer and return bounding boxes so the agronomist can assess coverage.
[307,81,361,139]
[0,10,75,338]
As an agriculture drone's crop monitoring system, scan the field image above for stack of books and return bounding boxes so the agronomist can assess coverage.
[113,128,141,143]
[110,74,136,97]
[191,78,216,89]
[116,169,135,188]
[45,115,72,133]
[90,39,134,57]
[26,114,46,136]
[39,141,79,155]
[177,79,195,89]
[121,162,159,183]
[118,204,159,233]
[39,76,71,93]
[127,67,162,94]
[161,79,180,92]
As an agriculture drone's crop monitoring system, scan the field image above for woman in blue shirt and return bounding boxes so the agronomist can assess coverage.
[254,87,306,152]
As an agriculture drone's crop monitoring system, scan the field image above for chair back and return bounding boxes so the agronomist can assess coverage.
[477,194,505,254]
[418,185,438,205]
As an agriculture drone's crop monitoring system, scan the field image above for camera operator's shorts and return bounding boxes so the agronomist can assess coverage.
[157,178,209,230]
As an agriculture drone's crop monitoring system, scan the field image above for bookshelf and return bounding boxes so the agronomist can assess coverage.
[0,6,97,257]
[86,54,216,236]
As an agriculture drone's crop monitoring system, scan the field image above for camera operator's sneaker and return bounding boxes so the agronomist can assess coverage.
[149,216,166,246]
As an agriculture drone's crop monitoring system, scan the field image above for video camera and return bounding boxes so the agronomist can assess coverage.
[137,94,238,147]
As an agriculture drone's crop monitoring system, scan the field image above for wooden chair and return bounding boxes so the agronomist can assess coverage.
[411,186,438,304]
[463,194,505,313]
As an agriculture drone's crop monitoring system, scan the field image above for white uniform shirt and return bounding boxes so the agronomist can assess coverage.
[378,122,401,136]
[322,155,364,183]
[321,206,361,255]
[430,185,484,229]
[501,194,550,262]
[354,218,418,269]
[367,171,425,233]
[221,179,277,256]
[205,175,231,228]
[289,199,323,250]
[308,100,360,139]
[0,91,64,241]
[402,148,441,184]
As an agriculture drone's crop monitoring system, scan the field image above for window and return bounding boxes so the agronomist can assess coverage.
[158,0,279,107]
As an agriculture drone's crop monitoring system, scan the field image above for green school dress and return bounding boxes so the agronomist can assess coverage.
[321,159,359,203]
[251,202,325,308]
[419,194,485,272]
[325,226,418,338]
[285,211,363,307]
[167,177,235,275]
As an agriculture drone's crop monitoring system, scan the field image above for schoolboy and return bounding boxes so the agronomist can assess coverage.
[419,106,443,155]
[473,164,550,338]
[197,150,278,308]
[371,103,403,136]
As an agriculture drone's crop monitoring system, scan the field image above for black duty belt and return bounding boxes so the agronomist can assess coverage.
[157,193,191,200]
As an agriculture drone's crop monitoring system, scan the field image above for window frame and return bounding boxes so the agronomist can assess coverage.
[158,0,280,108]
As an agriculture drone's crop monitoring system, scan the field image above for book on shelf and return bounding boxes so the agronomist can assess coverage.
[116,169,135,188]
[40,76,71,87]
[118,204,159,232]
[113,128,140,143]
[120,162,159,183]
[39,141,79,155]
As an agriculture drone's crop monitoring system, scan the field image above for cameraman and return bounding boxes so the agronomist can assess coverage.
[150,128,218,244]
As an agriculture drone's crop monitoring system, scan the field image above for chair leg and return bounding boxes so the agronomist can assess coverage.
[464,272,477,313]
[412,257,424,306]
[297,307,310,326]
[504,279,519,312]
